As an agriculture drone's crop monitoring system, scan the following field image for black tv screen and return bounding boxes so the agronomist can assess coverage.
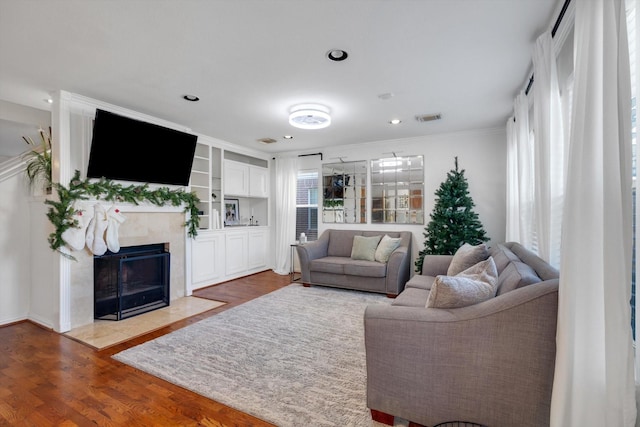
[87,109,198,186]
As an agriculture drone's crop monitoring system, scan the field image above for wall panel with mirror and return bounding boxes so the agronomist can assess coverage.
[371,155,424,224]
[322,160,367,223]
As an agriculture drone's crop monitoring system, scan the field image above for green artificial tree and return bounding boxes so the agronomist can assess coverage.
[415,157,489,272]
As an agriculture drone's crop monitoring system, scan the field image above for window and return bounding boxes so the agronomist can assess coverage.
[296,170,318,241]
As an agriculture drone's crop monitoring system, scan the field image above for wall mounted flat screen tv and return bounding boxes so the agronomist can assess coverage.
[86,109,198,186]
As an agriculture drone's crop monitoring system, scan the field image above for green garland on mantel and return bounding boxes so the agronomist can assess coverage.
[45,170,200,258]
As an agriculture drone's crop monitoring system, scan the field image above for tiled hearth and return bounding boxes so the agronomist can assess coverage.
[65,296,225,349]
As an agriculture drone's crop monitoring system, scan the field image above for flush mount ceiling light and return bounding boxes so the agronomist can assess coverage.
[327,49,348,62]
[289,104,331,130]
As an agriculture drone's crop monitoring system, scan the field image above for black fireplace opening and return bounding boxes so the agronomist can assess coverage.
[94,243,170,321]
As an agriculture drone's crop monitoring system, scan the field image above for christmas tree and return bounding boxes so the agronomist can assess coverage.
[415,157,489,272]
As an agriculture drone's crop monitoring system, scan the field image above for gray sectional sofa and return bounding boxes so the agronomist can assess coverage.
[364,242,559,427]
[295,229,412,297]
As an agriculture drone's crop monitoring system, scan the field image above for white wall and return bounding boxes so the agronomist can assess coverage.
[294,127,507,273]
[0,170,32,324]
[0,113,506,327]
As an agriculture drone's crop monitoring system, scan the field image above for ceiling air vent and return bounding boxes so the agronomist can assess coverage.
[257,138,277,144]
[415,113,442,122]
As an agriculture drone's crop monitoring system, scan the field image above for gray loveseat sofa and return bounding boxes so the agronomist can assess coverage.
[364,242,559,427]
[296,229,412,297]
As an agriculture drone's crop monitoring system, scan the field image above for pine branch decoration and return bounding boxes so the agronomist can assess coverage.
[45,170,200,259]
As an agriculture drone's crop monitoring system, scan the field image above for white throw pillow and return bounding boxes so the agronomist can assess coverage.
[374,235,402,263]
[446,243,489,276]
[350,235,382,261]
[427,257,498,309]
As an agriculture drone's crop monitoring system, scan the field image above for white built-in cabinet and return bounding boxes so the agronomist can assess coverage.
[223,160,249,197]
[189,140,271,290]
[224,159,270,198]
[224,230,248,275]
[247,228,268,269]
[249,165,269,197]
[191,233,223,284]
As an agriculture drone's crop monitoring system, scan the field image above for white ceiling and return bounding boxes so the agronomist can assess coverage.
[0,0,559,157]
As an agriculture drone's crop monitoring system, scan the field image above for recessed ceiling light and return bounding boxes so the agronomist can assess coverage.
[378,93,394,100]
[389,119,402,125]
[283,135,294,139]
[289,104,331,130]
[327,49,348,62]
[183,94,200,102]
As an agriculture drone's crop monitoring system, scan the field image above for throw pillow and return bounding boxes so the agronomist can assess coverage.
[427,257,498,309]
[374,235,402,263]
[351,235,382,261]
[446,243,489,276]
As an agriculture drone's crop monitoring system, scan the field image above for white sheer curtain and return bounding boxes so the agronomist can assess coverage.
[505,116,520,240]
[550,0,636,425]
[272,157,299,276]
[532,31,565,267]
[505,91,535,247]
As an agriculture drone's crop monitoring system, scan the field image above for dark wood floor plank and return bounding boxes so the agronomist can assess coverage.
[0,270,291,426]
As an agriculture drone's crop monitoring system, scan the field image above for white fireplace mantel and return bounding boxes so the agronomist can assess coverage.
[45,91,195,332]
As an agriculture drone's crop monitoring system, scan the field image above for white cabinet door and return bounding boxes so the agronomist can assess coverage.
[249,166,269,198]
[225,231,248,275]
[247,229,268,269]
[191,233,223,288]
[223,160,249,196]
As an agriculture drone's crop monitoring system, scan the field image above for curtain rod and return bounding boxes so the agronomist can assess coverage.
[524,0,571,95]
[271,152,324,160]
[298,152,323,160]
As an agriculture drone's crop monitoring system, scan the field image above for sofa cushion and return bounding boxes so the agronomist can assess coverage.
[447,243,489,276]
[309,256,351,274]
[489,243,520,274]
[496,261,541,295]
[392,287,430,307]
[405,274,436,291]
[344,261,387,278]
[375,235,402,263]
[427,257,498,308]
[351,235,382,261]
[328,231,358,257]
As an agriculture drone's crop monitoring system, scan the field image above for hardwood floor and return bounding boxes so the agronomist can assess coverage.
[0,270,292,426]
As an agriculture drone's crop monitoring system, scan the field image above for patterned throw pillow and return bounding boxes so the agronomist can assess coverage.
[427,257,498,308]
[350,235,382,261]
[446,243,489,276]
[374,235,402,263]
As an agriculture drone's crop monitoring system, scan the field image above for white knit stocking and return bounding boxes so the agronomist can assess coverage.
[85,203,108,255]
[105,206,126,253]
[61,201,94,251]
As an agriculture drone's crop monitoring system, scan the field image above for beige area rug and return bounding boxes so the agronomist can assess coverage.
[64,296,226,350]
[113,284,409,427]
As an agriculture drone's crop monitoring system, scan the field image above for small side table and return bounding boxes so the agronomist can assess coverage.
[290,243,301,282]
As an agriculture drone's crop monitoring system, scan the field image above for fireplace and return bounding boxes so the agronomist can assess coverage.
[94,243,170,320]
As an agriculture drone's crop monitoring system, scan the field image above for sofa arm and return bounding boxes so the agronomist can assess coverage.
[421,254,453,276]
[296,239,329,283]
[384,246,410,296]
[364,280,558,427]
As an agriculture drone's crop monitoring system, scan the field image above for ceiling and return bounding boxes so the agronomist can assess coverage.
[0,0,559,157]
